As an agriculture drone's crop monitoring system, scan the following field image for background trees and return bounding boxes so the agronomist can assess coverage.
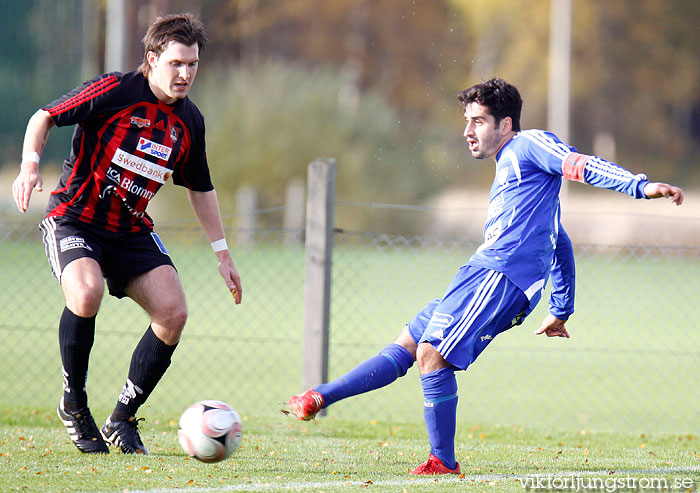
[1,0,698,222]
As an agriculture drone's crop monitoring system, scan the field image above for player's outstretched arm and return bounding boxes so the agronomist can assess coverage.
[12,109,54,213]
[535,313,570,338]
[187,189,243,304]
[643,182,684,205]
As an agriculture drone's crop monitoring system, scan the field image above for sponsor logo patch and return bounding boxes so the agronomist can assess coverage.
[170,125,181,142]
[120,176,154,200]
[112,148,170,184]
[130,116,151,128]
[105,166,121,183]
[477,219,503,252]
[137,137,172,161]
[59,235,93,252]
[428,312,454,329]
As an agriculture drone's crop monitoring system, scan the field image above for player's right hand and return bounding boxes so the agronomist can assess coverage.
[12,161,43,213]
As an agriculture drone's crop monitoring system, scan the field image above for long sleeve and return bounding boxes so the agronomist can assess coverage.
[549,226,575,319]
[561,153,649,199]
[517,130,649,199]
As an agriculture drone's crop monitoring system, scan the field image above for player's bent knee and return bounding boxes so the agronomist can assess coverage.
[152,310,187,345]
[416,343,449,374]
[63,285,103,317]
[159,306,188,332]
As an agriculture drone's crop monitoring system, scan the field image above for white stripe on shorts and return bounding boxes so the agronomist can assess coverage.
[437,270,503,358]
[40,217,62,282]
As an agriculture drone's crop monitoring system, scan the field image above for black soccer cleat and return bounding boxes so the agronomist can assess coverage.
[101,416,149,454]
[57,398,109,454]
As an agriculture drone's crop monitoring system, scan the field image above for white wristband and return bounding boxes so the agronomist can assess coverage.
[22,151,41,165]
[210,238,228,252]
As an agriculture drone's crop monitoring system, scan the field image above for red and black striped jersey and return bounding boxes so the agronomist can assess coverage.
[44,71,213,233]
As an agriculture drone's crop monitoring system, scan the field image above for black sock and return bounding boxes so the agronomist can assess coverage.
[58,307,95,412]
[111,326,177,421]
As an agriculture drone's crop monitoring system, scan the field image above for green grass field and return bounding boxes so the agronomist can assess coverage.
[1,224,699,490]
[1,408,698,492]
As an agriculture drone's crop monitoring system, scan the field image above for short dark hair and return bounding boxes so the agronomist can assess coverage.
[458,78,522,132]
[139,13,208,76]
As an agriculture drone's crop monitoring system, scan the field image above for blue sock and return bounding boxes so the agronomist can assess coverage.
[315,344,414,407]
[421,367,458,470]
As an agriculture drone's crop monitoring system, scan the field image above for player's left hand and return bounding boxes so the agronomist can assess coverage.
[535,313,570,338]
[643,182,684,205]
[216,252,242,304]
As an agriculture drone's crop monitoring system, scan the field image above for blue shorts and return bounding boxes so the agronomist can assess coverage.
[407,265,528,370]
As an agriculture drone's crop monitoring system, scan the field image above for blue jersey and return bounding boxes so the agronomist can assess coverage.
[467,129,649,316]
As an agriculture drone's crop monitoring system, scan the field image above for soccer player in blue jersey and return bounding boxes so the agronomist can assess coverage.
[287,78,684,474]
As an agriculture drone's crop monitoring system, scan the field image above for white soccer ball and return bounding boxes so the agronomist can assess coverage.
[177,400,243,463]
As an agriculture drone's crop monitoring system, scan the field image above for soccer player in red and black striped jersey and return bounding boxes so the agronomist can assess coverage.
[12,13,242,455]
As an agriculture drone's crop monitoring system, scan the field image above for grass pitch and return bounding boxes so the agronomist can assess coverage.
[2,222,699,491]
[1,407,698,492]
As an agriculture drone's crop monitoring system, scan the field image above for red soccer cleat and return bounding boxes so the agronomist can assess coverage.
[286,389,324,421]
[410,453,461,475]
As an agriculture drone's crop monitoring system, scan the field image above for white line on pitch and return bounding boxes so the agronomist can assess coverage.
[129,466,700,493]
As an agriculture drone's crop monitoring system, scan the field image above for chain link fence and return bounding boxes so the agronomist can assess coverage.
[1,210,699,434]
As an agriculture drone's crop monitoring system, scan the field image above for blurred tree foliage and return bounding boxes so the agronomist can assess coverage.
[2,0,699,216]
[200,0,471,121]
[189,60,460,232]
[199,0,700,187]
[450,0,700,184]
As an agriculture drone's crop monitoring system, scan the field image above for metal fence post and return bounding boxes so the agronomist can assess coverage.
[302,158,336,395]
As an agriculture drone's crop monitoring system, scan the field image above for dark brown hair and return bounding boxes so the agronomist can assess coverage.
[139,13,208,76]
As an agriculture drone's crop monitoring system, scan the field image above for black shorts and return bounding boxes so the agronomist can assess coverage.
[39,216,175,298]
